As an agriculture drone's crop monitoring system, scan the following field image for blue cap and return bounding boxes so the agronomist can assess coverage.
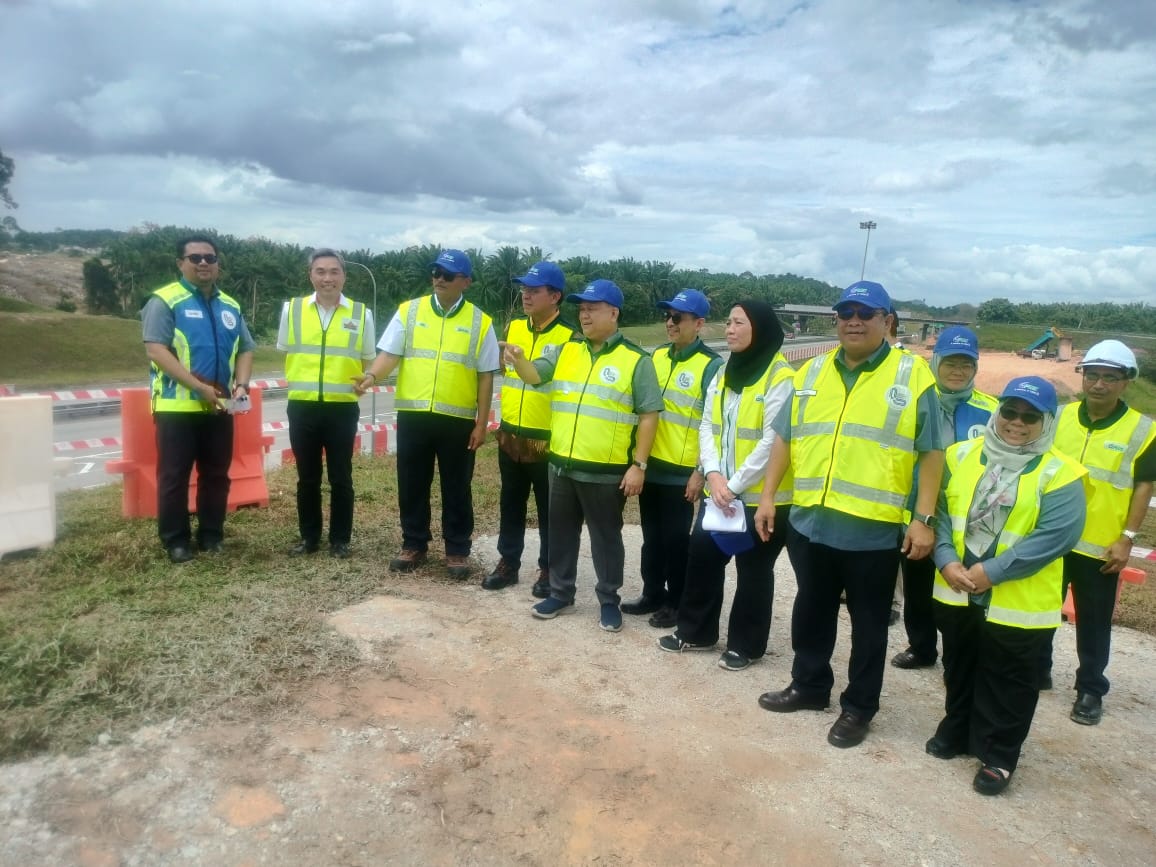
[1000,376,1057,415]
[934,326,979,360]
[833,280,891,311]
[711,531,755,557]
[566,279,624,309]
[657,289,709,319]
[513,261,565,291]
[429,249,473,278]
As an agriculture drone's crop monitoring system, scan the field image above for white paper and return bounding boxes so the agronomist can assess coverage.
[702,500,747,534]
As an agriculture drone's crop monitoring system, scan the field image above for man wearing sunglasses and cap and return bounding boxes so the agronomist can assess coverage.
[142,234,255,563]
[505,279,663,633]
[754,280,945,749]
[1042,339,1155,725]
[483,261,575,597]
[357,249,500,579]
[622,289,722,629]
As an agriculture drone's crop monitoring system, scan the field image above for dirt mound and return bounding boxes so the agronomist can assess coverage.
[0,250,87,310]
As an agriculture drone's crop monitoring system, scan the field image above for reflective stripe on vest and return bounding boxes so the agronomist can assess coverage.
[499,317,575,440]
[650,344,715,470]
[548,338,646,472]
[284,297,366,402]
[934,438,1086,628]
[394,296,491,419]
[707,355,795,505]
[1055,403,1155,560]
[790,349,931,522]
[149,282,242,413]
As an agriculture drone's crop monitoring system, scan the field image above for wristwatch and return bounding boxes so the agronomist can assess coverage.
[912,511,937,528]
[235,382,250,394]
[632,459,648,471]
[1123,529,1137,541]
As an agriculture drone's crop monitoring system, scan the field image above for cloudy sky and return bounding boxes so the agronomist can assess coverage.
[3,0,1154,306]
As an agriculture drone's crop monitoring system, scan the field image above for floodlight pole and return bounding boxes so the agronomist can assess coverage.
[346,261,380,444]
[859,221,877,281]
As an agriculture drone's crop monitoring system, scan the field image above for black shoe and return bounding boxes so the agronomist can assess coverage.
[648,605,678,629]
[290,540,320,556]
[925,735,967,760]
[827,711,870,748]
[330,542,351,559]
[531,569,551,599]
[621,595,663,616]
[888,604,901,626]
[757,686,829,713]
[168,545,195,564]
[1070,692,1103,726]
[200,540,224,554]
[482,558,519,590]
[1038,672,1053,691]
[891,649,937,670]
[973,765,1012,796]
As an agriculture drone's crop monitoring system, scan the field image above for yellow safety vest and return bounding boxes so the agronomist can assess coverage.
[1055,403,1155,560]
[650,342,717,471]
[790,347,935,523]
[499,316,575,440]
[549,336,647,473]
[283,297,367,402]
[395,296,493,419]
[149,281,242,414]
[707,354,796,505]
[933,438,1087,629]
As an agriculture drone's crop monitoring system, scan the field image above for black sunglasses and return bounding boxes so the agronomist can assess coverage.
[431,266,463,281]
[999,405,1043,426]
[663,311,686,325]
[182,253,218,265]
[835,306,882,321]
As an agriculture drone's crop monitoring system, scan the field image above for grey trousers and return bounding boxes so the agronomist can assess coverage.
[547,469,627,606]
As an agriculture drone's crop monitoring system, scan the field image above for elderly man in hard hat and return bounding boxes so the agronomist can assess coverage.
[1043,340,1155,725]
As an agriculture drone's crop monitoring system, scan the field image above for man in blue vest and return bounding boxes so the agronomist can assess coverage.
[142,235,255,563]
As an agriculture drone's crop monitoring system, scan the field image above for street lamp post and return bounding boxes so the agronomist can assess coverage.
[345,261,380,446]
[859,220,876,281]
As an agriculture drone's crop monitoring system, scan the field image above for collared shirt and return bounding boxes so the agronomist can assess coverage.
[533,330,664,484]
[377,294,500,373]
[1073,399,1156,482]
[275,293,376,359]
[141,277,257,353]
[772,340,945,551]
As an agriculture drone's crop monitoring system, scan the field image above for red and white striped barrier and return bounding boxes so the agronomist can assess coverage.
[782,341,838,362]
[53,437,122,452]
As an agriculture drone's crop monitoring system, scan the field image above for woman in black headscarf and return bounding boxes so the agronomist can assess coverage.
[657,300,794,671]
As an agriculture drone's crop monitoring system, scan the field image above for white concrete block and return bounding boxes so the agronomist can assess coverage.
[0,395,56,555]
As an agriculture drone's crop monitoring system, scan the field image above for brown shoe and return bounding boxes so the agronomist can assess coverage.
[481,558,519,590]
[531,568,551,599]
[446,554,472,579]
[389,548,427,572]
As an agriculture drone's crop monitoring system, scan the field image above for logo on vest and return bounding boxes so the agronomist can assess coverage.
[886,385,911,409]
[967,423,985,440]
[1105,441,1127,453]
[342,318,359,332]
[676,371,695,389]
[600,366,620,385]
[220,310,237,330]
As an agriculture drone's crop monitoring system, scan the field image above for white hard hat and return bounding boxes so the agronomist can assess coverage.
[1077,339,1138,380]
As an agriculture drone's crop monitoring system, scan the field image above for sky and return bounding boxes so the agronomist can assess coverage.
[3,0,1155,307]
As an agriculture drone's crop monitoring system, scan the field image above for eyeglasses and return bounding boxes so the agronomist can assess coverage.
[431,267,463,281]
[663,311,686,325]
[999,405,1043,426]
[836,306,882,321]
[182,254,218,265]
[1082,371,1126,385]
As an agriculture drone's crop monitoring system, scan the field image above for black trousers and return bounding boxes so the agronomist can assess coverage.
[287,399,359,545]
[395,410,476,556]
[787,532,899,719]
[154,411,234,549]
[547,471,626,605]
[496,448,550,569]
[899,552,939,661]
[676,503,789,658]
[1040,552,1119,697]
[637,481,694,607]
[935,600,1051,772]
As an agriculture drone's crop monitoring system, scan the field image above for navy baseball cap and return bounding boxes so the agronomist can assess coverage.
[566,279,624,309]
[513,261,565,291]
[1000,376,1057,415]
[934,326,980,360]
[833,280,891,311]
[657,289,710,319]
[711,530,755,556]
[429,249,473,278]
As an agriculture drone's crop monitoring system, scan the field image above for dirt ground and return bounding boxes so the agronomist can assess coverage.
[2,526,1155,866]
[0,251,86,309]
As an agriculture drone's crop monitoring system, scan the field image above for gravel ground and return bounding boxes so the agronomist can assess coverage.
[1,525,1154,866]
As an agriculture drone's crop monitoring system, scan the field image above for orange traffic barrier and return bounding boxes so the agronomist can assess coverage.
[106,387,272,518]
[1062,566,1147,625]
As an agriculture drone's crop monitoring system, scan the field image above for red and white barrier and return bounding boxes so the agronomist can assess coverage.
[53,437,122,452]
[782,341,838,362]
